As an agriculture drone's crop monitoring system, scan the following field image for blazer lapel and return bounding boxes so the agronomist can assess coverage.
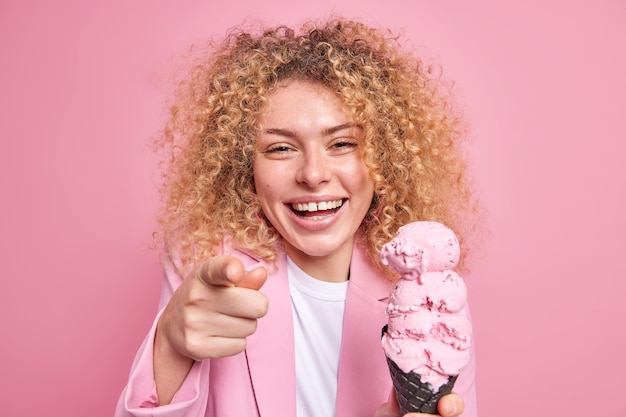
[244,254,297,416]
[335,244,395,416]
[238,243,393,416]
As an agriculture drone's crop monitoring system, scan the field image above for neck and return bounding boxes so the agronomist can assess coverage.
[285,243,353,283]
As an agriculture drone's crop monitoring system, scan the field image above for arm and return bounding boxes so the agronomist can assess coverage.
[115,255,268,416]
[154,255,268,404]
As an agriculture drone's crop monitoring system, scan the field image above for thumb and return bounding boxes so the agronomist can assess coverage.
[437,393,464,417]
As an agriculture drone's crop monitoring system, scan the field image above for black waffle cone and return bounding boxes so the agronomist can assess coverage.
[382,325,457,415]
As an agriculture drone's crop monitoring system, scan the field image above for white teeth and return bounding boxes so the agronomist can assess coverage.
[292,199,343,212]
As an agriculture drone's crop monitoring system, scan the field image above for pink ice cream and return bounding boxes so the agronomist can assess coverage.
[380,221,471,390]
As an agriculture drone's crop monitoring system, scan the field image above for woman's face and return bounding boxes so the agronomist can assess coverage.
[253,79,375,278]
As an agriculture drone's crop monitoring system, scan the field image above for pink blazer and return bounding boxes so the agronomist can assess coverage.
[115,244,477,417]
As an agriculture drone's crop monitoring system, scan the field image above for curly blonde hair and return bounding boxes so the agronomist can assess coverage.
[155,18,478,275]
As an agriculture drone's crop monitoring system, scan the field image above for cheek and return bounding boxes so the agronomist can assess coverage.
[253,171,279,209]
[254,159,286,186]
[254,181,271,205]
[252,162,268,193]
[349,163,375,194]
[338,157,366,177]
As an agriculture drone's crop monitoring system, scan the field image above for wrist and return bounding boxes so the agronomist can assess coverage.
[153,320,195,405]
[154,319,194,366]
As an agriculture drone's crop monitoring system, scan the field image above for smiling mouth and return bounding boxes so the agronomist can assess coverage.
[291,199,344,217]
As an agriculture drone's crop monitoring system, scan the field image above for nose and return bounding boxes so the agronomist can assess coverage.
[296,151,331,187]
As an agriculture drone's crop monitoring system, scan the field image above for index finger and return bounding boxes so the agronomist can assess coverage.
[194,255,246,288]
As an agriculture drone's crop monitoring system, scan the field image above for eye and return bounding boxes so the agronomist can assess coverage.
[329,139,359,154]
[260,142,298,159]
[333,140,357,148]
[266,144,293,153]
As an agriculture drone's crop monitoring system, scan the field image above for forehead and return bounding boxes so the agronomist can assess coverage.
[258,79,354,127]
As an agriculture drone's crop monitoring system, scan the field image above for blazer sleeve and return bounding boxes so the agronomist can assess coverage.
[114,254,211,417]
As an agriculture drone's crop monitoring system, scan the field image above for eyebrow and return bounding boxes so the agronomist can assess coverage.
[262,123,360,138]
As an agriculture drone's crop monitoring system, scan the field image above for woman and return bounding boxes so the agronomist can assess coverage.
[116,18,478,417]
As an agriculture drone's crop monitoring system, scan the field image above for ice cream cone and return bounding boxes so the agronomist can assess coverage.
[379,222,470,415]
[386,355,457,414]
[382,325,458,415]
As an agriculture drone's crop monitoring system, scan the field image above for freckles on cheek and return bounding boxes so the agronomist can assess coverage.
[255,181,273,203]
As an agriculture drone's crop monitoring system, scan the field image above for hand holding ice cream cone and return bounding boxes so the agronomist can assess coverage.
[376,389,465,417]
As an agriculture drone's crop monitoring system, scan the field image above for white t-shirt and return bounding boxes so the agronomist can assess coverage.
[287,257,349,417]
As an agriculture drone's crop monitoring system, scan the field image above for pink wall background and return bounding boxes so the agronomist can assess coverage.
[2,1,625,416]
